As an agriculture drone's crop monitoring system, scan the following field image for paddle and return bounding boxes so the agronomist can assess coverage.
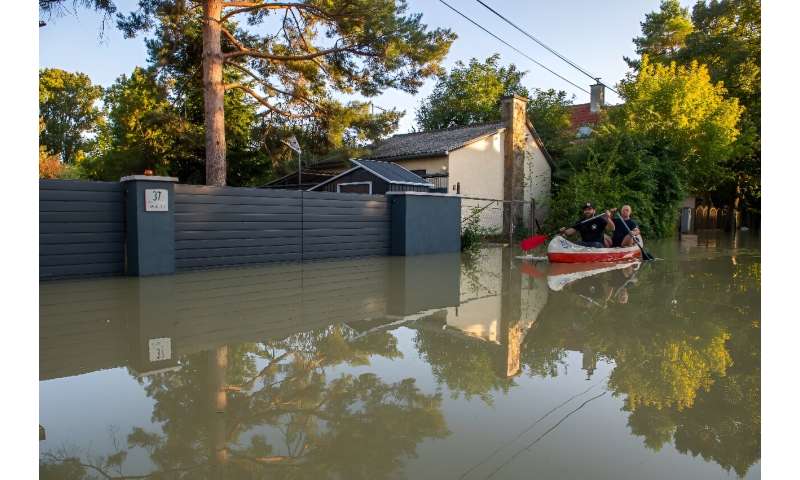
[520,211,609,251]
[616,213,655,261]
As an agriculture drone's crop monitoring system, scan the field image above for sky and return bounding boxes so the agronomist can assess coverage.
[38,0,690,133]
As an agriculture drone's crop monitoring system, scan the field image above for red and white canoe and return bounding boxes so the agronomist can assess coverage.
[547,235,642,263]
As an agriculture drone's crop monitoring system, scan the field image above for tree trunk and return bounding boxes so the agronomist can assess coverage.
[202,0,226,186]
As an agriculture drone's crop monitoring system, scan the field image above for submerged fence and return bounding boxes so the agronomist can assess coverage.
[40,178,459,280]
[173,185,390,270]
[40,180,126,279]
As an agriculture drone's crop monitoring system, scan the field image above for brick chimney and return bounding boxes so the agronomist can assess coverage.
[501,95,528,237]
[590,81,605,113]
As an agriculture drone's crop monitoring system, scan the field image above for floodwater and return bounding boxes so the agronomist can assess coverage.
[39,232,760,479]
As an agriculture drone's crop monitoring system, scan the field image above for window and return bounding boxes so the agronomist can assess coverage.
[337,182,372,194]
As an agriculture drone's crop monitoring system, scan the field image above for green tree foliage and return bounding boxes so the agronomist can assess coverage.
[39,68,104,164]
[39,0,118,31]
[415,55,572,158]
[615,57,743,195]
[416,55,528,130]
[625,0,694,68]
[626,0,760,219]
[81,67,200,181]
[116,0,455,185]
[526,88,573,159]
[548,57,742,238]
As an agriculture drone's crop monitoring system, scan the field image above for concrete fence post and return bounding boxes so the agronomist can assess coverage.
[121,175,179,276]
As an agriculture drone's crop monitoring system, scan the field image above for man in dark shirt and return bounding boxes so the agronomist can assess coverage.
[559,202,615,248]
[611,205,642,247]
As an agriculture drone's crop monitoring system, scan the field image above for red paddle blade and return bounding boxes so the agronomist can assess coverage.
[520,235,548,251]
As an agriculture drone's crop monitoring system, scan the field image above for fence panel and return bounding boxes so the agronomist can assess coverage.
[174,186,391,270]
[302,190,390,261]
[39,180,126,279]
[174,185,302,270]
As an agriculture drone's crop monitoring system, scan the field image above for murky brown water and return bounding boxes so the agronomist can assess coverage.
[39,231,760,479]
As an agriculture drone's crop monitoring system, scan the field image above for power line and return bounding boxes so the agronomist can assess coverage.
[438,0,590,95]
[474,0,620,96]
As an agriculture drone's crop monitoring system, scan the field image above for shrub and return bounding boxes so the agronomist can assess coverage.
[461,206,492,251]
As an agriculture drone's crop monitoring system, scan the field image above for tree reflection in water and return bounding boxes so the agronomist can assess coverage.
[43,325,448,479]
[40,244,760,478]
[522,252,760,477]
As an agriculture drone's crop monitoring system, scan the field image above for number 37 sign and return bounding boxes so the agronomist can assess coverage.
[145,189,168,212]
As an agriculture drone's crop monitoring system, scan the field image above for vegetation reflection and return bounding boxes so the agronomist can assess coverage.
[42,325,449,479]
[522,250,760,477]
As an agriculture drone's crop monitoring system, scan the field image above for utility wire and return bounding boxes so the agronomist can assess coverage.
[438,0,590,95]
[474,0,620,96]
[485,391,608,479]
[458,375,607,479]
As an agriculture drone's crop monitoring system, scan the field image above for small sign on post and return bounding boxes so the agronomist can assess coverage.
[145,189,168,211]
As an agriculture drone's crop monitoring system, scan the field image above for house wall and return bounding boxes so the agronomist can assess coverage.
[392,156,449,175]
[387,127,552,233]
[448,132,506,232]
[523,132,552,228]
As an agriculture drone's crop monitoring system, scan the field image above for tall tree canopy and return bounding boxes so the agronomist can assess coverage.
[625,0,694,68]
[615,57,743,195]
[39,68,104,164]
[548,56,742,238]
[415,55,528,130]
[39,0,118,30]
[415,55,573,158]
[116,0,456,186]
[625,0,760,221]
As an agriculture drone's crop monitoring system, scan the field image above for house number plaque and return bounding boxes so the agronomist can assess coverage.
[145,189,168,211]
[148,337,172,362]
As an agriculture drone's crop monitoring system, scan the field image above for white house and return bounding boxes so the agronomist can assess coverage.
[362,95,554,234]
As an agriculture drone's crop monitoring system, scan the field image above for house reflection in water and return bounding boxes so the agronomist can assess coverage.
[440,247,548,378]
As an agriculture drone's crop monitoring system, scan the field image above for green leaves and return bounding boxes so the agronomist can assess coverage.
[618,57,743,195]
[415,55,573,158]
[626,0,761,215]
[549,54,744,239]
[39,68,104,164]
[416,54,528,130]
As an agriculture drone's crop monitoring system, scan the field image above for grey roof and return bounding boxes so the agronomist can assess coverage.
[353,159,431,185]
[308,159,432,191]
[366,122,505,161]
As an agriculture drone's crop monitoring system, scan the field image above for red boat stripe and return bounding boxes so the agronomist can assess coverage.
[547,251,641,263]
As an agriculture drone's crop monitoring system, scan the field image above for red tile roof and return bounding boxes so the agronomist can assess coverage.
[568,103,601,130]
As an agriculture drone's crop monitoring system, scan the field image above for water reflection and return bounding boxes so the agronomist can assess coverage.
[40,235,760,479]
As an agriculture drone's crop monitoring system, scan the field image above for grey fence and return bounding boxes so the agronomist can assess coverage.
[39,180,126,279]
[174,185,389,271]
[40,179,455,280]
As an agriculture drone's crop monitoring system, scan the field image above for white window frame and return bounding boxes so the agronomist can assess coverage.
[337,181,373,194]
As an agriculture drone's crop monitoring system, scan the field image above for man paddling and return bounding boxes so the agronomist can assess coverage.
[559,202,615,248]
[610,205,642,248]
